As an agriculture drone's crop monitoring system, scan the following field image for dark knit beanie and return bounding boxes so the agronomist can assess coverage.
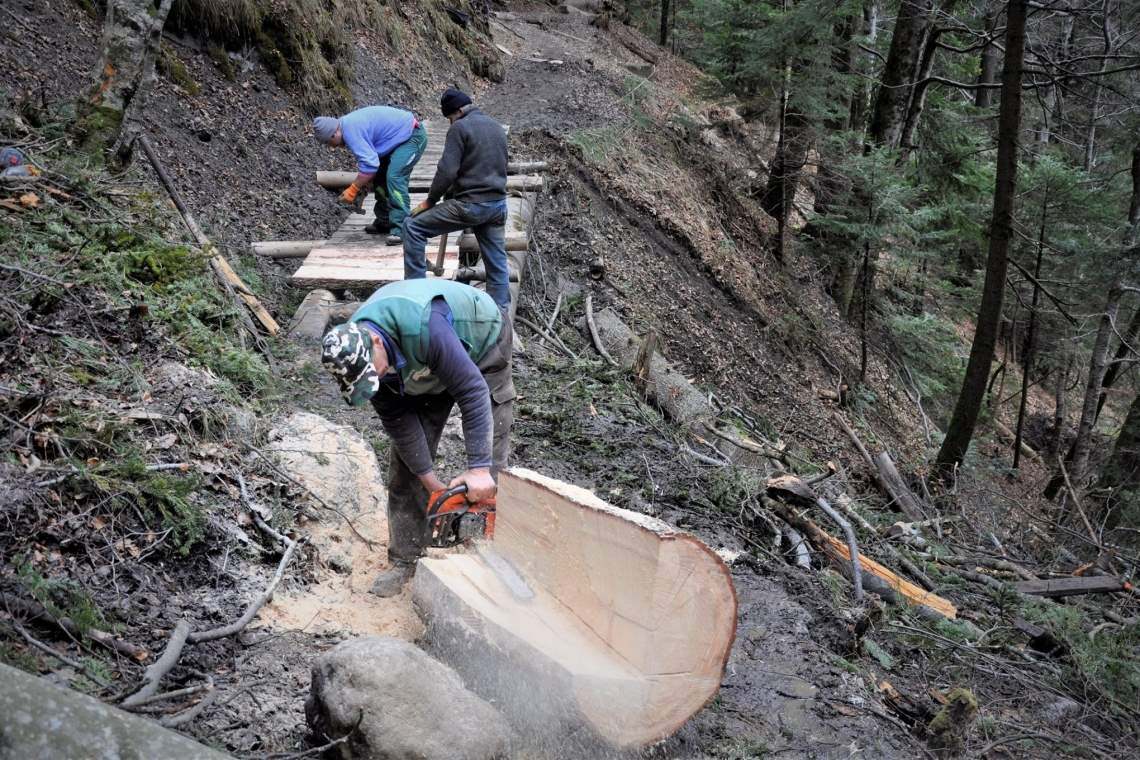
[440,88,473,117]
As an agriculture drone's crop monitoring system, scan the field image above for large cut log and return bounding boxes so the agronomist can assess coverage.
[412,468,737,749]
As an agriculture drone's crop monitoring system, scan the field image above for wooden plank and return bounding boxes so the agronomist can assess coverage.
[1013,576,1127,598]
[291,255,461,289]
[412,468,736,748]
[315,172,544,193]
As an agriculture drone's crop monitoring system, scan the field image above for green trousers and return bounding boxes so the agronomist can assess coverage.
[374,123,427,235]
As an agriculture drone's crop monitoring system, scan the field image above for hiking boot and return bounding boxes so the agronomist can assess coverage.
[369,562,415,598]
[364,220,384,235]
[385,233,402,246]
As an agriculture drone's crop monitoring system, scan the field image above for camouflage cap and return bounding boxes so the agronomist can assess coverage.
[321,322,380,406]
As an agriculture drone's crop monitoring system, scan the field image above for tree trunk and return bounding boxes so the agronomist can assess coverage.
[935,0,1028,473]
[1084,0,1115,172]
[761,110,809,255]
[658,0,670,47]
[1094,306,1140,421]
[1013,190,1048,469]
[899,0,957,157]
[974,7,1001,108]
[1067,287,1124,488]
[1100,389,1140,499]
[1050,348,1071,459]
[79,0,174,155]
[1129,143,1140,227]
[868,0,932,148]
[849,0,879,132]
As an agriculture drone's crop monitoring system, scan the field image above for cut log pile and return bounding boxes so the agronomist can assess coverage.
[412,468,737,749]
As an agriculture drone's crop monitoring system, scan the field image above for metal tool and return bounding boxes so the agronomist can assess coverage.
[431,231,449,276]
[425,483,496,548]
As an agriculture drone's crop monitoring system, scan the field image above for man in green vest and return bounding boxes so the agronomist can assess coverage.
[321,280,514,596]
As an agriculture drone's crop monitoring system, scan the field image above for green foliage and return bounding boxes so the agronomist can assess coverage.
[885,312,964,399]
[84,456,207,554]
[157,43,202,95]
[1022,601,1140,713]
[16,562,107,635]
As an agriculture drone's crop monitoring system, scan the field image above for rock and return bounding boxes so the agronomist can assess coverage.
[266,411,385,522]
[306,637,511,760]
[0,663,231,760]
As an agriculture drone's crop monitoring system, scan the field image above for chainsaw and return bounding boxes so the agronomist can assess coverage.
[425,483,496,548]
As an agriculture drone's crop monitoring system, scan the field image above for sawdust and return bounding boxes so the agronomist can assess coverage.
[257,504,425,640]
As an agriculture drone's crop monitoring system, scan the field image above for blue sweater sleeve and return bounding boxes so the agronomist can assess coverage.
[342,120,380,174]
[426,300,493,469]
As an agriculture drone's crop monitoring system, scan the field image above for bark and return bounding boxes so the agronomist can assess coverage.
[1013,190,1047,469]
[658,0,670,47]
[1129,143,1140,227]
[868,0,932,148]
[1050,349,1072,459]
[935,0,1028,473]
[80,0,175,154]
[849,0,879,132]
[899,0,958,157]
[1101,389,1140,494]
[1084,0,1115,172]
[1067,287,1123,487]
[974,7,1001,109]
[1094,306,1140,422]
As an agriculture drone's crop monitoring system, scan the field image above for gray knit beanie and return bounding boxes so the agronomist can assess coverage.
[313,116,339,144]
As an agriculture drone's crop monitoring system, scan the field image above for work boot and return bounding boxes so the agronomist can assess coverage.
[385,232,402,246]
[369,562,415,598]
[364,220,384,235]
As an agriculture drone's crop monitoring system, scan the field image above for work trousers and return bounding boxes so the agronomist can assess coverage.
[374,124,428,235]
[373,316,515,564]
[402,198,511,309]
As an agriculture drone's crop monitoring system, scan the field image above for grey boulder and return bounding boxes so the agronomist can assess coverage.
[0,663,230,760]
[306,636,511,760]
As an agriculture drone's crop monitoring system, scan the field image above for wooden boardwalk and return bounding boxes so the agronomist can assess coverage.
[289,121,541,290]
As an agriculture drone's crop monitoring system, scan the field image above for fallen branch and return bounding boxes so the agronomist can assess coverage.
[764,498,957,620]
[122,682,212,710]
[159,682,217,728]
[832,412,925,521]
[187,534,305,643]
[1013,576,1128,598]
[516,315,579,360]
[539,291,563,347]
[585,293,617,366]
[137,135,279,336]
[0,592,148,661]
[248,449,375,550]
[783,527,811,569]
[935,554,1038,582]
[9,622,110,687]
[121,620,191,708]
[704,423,788,463]
[767,475,863,602]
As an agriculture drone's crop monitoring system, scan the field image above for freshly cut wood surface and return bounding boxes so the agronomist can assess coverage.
[413,468,737,748]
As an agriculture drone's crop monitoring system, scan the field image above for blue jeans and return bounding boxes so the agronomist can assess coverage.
[377,124,428,235]
[402,198,510,309]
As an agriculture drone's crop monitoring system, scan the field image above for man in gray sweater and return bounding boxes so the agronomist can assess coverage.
[402,88,511,309]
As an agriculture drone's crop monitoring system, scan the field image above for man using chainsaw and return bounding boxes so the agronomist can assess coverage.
[402,88,511,310]
[321,279,514,596]
[313,105,428,245]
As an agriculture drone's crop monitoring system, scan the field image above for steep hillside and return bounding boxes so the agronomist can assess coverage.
[2,1,1137,758]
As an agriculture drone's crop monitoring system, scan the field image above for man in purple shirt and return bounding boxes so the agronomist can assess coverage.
[314,106,428,244]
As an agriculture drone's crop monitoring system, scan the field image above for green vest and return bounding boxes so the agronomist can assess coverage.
[350,280,502,395]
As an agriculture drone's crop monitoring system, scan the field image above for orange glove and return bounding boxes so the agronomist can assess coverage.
[411,199,434,216]
[338,183,365,213]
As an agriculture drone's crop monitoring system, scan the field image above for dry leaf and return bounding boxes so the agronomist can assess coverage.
[154,433,177,450]
[18,192,39,208]
[91,515,107,531]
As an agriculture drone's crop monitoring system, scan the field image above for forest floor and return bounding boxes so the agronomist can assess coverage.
[2,2,1139,759]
